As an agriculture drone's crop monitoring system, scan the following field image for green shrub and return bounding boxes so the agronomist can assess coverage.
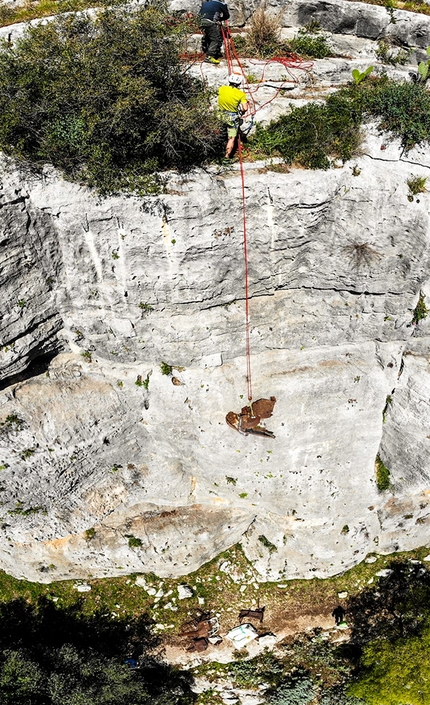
[375,454,390,491]
[289,27,333,59]
[376,40,411,66]
[251,91,362,169]
[407,175,427,195]
[359,78,430,150]
[229,650,287,688]
[412,292,428,324]
[266,673,315,705]
[236,11,332,59]
[0,6,220,194]
[127,536,142,548]
[0,414,24,431]
[251,77,430,168]
[160,362,173,376]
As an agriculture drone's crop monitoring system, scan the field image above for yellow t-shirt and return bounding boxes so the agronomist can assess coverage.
[218,85,247,112]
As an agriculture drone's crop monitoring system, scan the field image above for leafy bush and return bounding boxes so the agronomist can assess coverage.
[320,688,365,704]
[265,672,315,705]
[229,650,287,688]
[359,77,430,150]
[412,292,428,324]
[235,11,332,59]
[258,534,278,553]
[289,27,333,59]
[160,362,173,376]
[0,6,220,194]
[0,597,194,705]
[375,40,411,65]
[127,535,143,548]
[251,91,362,169]
[251,77,430,168]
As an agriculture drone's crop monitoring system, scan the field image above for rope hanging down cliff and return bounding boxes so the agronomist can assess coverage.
[221,25,312,438]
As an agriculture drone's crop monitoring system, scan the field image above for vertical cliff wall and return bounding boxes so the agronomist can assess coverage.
[1,123,430,582]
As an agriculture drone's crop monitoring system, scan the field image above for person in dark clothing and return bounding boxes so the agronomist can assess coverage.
[332,605,346,626]
[198,0,230,64]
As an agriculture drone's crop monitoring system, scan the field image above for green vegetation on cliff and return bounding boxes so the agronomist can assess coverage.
[251,76,430,168]
[0,6,219,194]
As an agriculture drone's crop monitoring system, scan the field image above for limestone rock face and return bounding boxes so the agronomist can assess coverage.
[0,172,63,384]
[1,0,430,582]
[1,129,430,581]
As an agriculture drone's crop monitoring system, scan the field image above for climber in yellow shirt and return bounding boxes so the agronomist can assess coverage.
[218,74,248,158]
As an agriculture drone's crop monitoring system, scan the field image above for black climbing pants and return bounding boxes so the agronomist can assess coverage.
[198,18,222,58]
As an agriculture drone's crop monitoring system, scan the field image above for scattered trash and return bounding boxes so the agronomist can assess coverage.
[180,611,220,652]
[365,556,377,563]
[226,397,277,438]
[226,623,258,648]
[239,606,265,623]
[337,591,348,599]
[208,635,223,645]
[74,583,91,592]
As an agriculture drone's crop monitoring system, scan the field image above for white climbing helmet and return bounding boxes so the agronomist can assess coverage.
[228,73,242,85]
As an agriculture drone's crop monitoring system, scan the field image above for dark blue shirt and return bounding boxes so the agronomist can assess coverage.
[199,0,230,21]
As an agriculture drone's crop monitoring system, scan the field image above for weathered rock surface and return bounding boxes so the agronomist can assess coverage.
[1,127,430,582]
[1,0,430,583]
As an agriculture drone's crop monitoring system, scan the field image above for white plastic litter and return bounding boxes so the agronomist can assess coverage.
[225,623,258,648]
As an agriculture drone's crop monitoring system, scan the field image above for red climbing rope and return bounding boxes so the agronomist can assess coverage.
[237,136,252,402]
[180,23,313,404]
[219,25,312,402]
